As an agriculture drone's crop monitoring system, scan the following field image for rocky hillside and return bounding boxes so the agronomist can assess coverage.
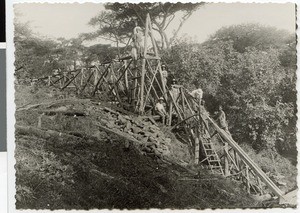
[14,85,263,209]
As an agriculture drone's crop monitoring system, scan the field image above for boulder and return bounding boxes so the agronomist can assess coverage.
[132,126,142,134]
[141,136,149,144]
[165,138,172,144]
[126,121,132,130]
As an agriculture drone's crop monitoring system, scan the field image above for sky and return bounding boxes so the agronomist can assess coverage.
[14,3,296,44]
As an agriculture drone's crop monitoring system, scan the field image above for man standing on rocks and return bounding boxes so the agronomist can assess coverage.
[155,97,167,124]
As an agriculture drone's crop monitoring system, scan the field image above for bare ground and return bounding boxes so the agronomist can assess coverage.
[14,85,268,209]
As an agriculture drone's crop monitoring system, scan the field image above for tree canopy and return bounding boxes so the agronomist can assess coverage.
[85,2,204,49]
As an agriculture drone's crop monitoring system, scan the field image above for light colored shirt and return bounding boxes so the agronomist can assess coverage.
[155,102,166,115]
[170,86,180,101]
[190,88,203,100]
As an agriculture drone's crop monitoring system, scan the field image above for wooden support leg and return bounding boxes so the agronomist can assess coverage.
[139,58,146,114]
[224,142,229,176]
[168,102,173,126]
[246,165,250,193]
[194,137,200,164]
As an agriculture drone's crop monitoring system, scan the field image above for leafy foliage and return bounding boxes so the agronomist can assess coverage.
[14,23,107,80]
[163,24,297,158]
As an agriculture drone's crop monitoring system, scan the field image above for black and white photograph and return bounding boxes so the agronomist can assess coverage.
[12,1,297,210]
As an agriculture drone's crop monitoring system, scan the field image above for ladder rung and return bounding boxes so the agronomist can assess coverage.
[131,76,141,80]
[210,167,222,169]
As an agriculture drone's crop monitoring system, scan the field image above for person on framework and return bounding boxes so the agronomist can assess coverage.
[214,105,231,136]
[190,88,203,111]
[161,65,168,88]
[170,78,180,102]
[155,97,168,124]
[133,24,144,58]
[130,41,138,60]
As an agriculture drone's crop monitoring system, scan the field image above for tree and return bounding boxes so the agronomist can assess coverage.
[14,22,59,79]
[86,2,204,49]
[163,24,296,157]
[84,11,132,56]
[14,22,88,80]
[207,23,292,53]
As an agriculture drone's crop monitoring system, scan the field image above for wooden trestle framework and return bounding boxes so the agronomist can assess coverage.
[42,14,286,200]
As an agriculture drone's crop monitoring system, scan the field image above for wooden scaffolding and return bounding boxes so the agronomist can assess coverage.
[41,13,286,200]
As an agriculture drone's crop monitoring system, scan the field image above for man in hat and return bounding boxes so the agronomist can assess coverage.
[155,97,167,124]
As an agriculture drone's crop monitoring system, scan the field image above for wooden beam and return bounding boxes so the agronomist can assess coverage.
[60,69,81,91]
[142,64,159,111]
[80,70,95,93]
[92,64,111,96]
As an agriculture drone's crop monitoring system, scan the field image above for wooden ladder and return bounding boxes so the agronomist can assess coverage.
[201,137,224,175]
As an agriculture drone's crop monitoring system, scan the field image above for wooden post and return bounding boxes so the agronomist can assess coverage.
[194,136,200,164]
[168,102,173,126]
[224,142,229,176]
[94,68,99,86]
[63,72,67,87]
[139,14,149,114]
[246,165,250,193]
[124,61,129,91]
[257,176,263,195]
[181,89,185,111]
[59,74,62,88]
[80,69,84,86]
[148,16,159,58]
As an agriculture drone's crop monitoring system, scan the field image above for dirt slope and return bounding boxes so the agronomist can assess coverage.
[15,86,258,209]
